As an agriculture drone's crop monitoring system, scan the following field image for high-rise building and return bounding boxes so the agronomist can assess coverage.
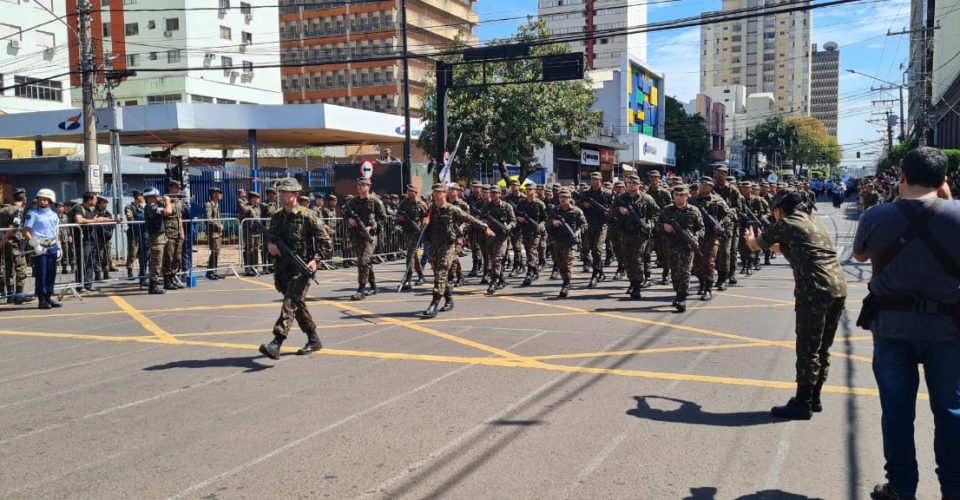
[538,0,646,70]
[683,94,727,163]
[67,0,282,107]
[700,0,811,116]
[810,42,839,138]
[278,0,477,114]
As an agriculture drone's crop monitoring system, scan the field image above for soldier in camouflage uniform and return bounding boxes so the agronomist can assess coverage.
[124,191,145,279]
[0,188,29,303]
[397,184,428,290]
[143,189,173,294]
[515,184,547,286]
[612,175,659,299]
[608,180,626,281]
[738,181,763,275]
[691,177,734,300]
[204,187,223,280]
[466,181,485,277]
[713,166,745,289]
[646,171,673,285]
[421,184,494,318]
[746,189,847,420]
[482,187,517,295]
[504,180,525,275]
[162,180,185,289]
[547,189,588,298]
[239,191,262,276]
[345,177,387,300]
[658,184,705,312]
[93,196,116,280]
[260,188,282,273]
[257,178,333,360]
[57,202,74,275]
[446,184,471,286]
[576,172,614,287]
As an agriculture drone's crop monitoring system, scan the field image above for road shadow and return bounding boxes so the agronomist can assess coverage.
[626,396,781,427]
[685,486,823,499]
[143,356,274,373]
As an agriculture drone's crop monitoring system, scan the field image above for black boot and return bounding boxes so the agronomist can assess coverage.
[258,334,285,360]
[597,271,607,282]
[660,269,670,285]
[163,276,177,291]
[626,282,635,296]
[629,281,642,300]
[717,272,728,291]
[297,331,322,355]
[423,293,441,318]
[522,272,532,286]
[486,280,497,295]
[870,483,916,500]
[675,293,687,313]
[13,286,25,305]
[640,278,652,289]
[771,384,815,420]
[613,267,624,280]
[558,279,570,298]
[550,267,559,280]
[38,294,51,310]
[46,295,62,308]
[127,269,134,278]
[764,254,772,266]
[728,270,738,285]
[588,272,598,289]
[701,281,713,301]
[812,374,826,413]
[367,280,378,296]
[467,266,479,278]
[440,289,454,312]
[172,275,185,289]
[414,274,424,286]
[351,286,366,301]
[95,271,102,281]
[480,274,489,284]
[206,271,219,280]
[149,282,166,295]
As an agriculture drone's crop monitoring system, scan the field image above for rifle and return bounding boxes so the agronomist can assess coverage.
[252,219,320,286]
[508,201,540,230]
[397,206,432,292]
[660,211,703,258]
[546,204,578,243]
[691,199,722,233]
[341,203,375,243]
[621,198,652,238]
[468,205,508,237]
[741,205,769,231]
[571,191,610,218]
[395,203,422,234]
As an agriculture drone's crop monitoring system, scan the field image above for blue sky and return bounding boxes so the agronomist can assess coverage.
[474,0,911,167]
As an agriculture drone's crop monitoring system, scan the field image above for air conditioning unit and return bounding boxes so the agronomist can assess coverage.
[9,39,21,49]
[229,70,240,78]
[163,31,173,38]
[43,46,55,56]
[244,13,253,22]
[240,73,252,83]
[239,44,247,53]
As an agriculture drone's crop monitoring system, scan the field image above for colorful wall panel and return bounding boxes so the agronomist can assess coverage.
[626,62,661,138]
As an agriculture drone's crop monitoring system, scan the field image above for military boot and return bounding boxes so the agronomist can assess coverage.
[205,271,219,280]
[588,271,598,289]
[522,271,533,287]
[626,282,635,296]
[414,273,424,286]
[297,331,322,355]
[717,273,728,291]
[422,293,441,318]
[479,274,489,285]
[660,269,670,285]
[148,282,166,295]
[127,268,134,278]
[350,286,366,301]
[467,264,479,278]
[367,280,378,296]
[728,270,738,285]
[400,280,412,292]
[94,271,102,281]
[163,276,177,291]
[440,289,454,312]
[764,254,772,266]
[46,295,62,308]
[13,286,25,305]
[486,280,497,295]
[258,334,285,360]
[701,281,713,301]
[550,266,559,280]
[597,271,607,282]
[613,267,624,281]
[37,294,51,310]
[640,277,652,289]
[753,258,761,271]
[771,384,814,420]
[172,275,186,289]
[674,293,687,313]
[870,483,916,500]
[812,374,827,413]
[103,270,111,280]
[558,280,570,298]
[629,281,642,300]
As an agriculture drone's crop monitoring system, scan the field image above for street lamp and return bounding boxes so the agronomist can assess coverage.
[847,69,905,143]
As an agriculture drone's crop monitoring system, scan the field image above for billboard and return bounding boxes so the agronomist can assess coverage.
[626,61,663,139]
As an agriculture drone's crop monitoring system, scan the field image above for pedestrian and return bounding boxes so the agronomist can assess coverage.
[204,187,223,280]
[744,188,847,420]
[345,177,386,300]
[659,184,705,312]
[21,188,61,309]
[420,183,493,318]
[257,178,332,359]
[546,189,587,298]
[70,192,111,292]
[851,147,960,500]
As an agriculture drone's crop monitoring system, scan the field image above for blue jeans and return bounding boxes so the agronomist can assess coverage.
[873,335,960,497]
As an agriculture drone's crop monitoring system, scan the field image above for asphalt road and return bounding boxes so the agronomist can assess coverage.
[0,200,940,499]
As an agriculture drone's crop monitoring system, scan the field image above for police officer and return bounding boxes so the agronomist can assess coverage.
[396,184,428,290]
[547,189,588,298]
[0,188,30,303]
[204,187,224,280]
[345,177,386,300]
[659,184,705,312]
[258,178,332,359]
[124,190,145,279]
[22,188,61,309]
[143,188,173,294]
[421,184,493,318]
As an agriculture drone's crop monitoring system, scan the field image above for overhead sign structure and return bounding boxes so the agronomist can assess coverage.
[360,160,374,179]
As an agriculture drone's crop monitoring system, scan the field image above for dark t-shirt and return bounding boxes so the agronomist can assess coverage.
[70,204,97,239]
[853,197,960,341]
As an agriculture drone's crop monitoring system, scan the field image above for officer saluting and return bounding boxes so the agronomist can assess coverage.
[258,178,332,359]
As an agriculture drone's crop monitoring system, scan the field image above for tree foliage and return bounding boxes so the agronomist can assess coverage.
[417,19,600,182]
[663,96,710,173]
[876,138,916,174]
[744,115,839,172]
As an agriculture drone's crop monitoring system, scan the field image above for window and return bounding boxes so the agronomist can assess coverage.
[240,2,252,14]
[242,60,253,73]
[149,51,157,60]
[125,22,139,36]
[126,53,139,66]
[191,94,213,103]
[219,0,230,9]
[165,18,179,31]
[147,20,155,29]
[167,49,181,63]
[123,0,136,4]
[146,94,181,104]
[13,76,62,101]
[216,98,236,104]
[35,0,53,10]
[102,22,111,37]
[221,56,233,69]
[241,31,252,44]
[124,100,138,106]
[220,26,231,40]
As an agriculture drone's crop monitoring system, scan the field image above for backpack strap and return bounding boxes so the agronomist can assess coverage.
[896,199,960,282]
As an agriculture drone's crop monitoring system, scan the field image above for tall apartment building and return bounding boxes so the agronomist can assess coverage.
[700,0,811,116]
[538,0,646,70]
[683,93,726,162]
[810,42,839,138]
[67,0,282,107]
[278,0,477,114]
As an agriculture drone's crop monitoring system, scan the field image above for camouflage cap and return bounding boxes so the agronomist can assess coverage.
[669,177,682,185]
[647,170,662,178]
[167,179,182,188]
[356,177,372,185]
[96,195,108,203]
[313,192,324,198]
[713,165,729,173]
[770,189,803,211]
[699,176,715,187]
[432,183,447,192]
[738,180,752,187]
[672,184,690,195]
[298,195,310,202]
[248,191,261,198]
[726,176,737,182]
[602,181,613,189]
[275,177,302,192]
[625,174,641,183]
[613,180,625,188]
[509,180,520,186]
[266,187,278,194]
[406,184,419,192]
[470,181,482,188]
[13,187,26,196]
[208,187,222,194]
[326,193,338,200]
[557,189,572,197]
[481,184,492,192]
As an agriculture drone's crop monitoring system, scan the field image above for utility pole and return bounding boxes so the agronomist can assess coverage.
[78,0,100,193]
[399,0,412,185]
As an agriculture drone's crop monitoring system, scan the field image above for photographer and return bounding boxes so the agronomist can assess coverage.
[852,147,960,500]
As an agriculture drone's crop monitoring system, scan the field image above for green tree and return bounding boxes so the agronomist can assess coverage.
[786,116,840,171]
[876,138,916,174]
[417,19,600,182]
[663,96,710,173]
[744,116,796,171]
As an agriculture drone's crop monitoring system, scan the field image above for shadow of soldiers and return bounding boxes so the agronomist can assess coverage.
[626,395,780,427]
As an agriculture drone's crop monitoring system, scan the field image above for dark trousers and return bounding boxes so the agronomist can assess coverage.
[33,251,57,298]
[76,238,95,288]
[873,335,960,498]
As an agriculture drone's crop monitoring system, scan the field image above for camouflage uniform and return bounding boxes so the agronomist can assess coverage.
[658,203,705,298]
[515,196,547,278]
[270,206,332,338]
[482,198,517,286]
[59,206,74,274]
[397,195,428,282]
[466,188,486,275]
[0,202,28,299]
[547,202,588,286]
[577,186,614,278]
[740,190,767,272]
[93,202,115,278]
[143,197,168,291]
[612,191,659,292]
[691,191,734,286]
[239,196,262,274]
[124,199,143,276]
[260,195,281,270]
[162,195,184,283]
[714,179,746,285]
[504,187,525,271]
[449,196,471,283]
[345,193,387,289]
[204,199,223,272]
[426,201,487,298]
[647,183,673,281]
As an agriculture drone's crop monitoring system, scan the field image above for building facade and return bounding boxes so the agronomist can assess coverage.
[810,42,839,138]
[932,0,960,148]
[700,0,811,116]
[278,0,477,114]
[683,94,727,162]
[538,0,646,70]
[703,85,774,171]
[67,0,282,107]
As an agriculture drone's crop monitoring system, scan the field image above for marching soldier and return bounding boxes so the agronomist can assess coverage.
[609,180,626,281]
[505,180,525,275]
[204,187,224,280]
[713,166,745,288]
[446,184,471,287]
[421,184,494,318]
[482,187,517,294]
[0,188,30,303]
[691,177,734,300]
[162,180,186,289]
[345,177,387,300]
[397,184,428,290]
[257,178,333,359]
[612,174,659,299]
[547,189,588,298]
[658,184,705,312]
[646,170,673,285]
[466,181,485,277]
[124,191,145,279]
[577,172,614,287]
[516,183,547,286]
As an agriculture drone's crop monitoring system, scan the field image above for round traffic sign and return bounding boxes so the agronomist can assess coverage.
[767,173,779,183]
[360,160,374,179]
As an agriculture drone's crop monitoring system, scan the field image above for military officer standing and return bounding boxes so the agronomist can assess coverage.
[239,191,262,276]
[124,190,145,279]
[204,187,223,280]
[345,177,386,300]
[613,175,659,299]
[397,184,428,290]
[143,189,173,294]
[547,189,588,298]
[162,180,186,289]
[93,196,116,280]
[516,183,547,286]
[0,188,30,303]
[258,178,332,359]
[691,177,734,300]
[659,184,705,312]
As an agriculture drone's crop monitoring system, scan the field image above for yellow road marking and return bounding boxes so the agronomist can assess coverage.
[108,294,180,344]
[719,292,795,305]
[648,303,793,312]
[0,329,165,343]
[173,321,382,338]
[532,342,770,361]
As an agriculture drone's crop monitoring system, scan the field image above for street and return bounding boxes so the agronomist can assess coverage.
[0,201,939,499]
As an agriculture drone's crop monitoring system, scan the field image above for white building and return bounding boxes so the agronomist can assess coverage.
[705,85,776,171]
[68,0,281,107]
[0,0,72,113]
[538,0,646,70]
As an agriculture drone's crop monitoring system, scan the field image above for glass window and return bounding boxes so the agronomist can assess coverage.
[221,56,233,68]
[241,31,252,44]
[146,94,182,104]
[165,18,179,31]
[102,22,110,37]
[167,49,181,63]
[147,20,155,29]
[13,76,62,101]
[242,60,253,72]
[126,53,139,66]
[35,30,54,48]
[219,0,230,9]
[125,22,138,36]
[220,26,231,40]
[240,2,251,14]
[191,94,214,103]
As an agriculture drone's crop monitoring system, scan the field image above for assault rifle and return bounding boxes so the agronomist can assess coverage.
[571,191,610,218]
[468,205,508,237]
[397,206,432,293]
[546,204,578,243]
[395,203,422,234]
[621,198,652,238]
[253,220,320,285]
[660,211,703,258]
[508,201,540,229]
[341,203,375,243]
[691,199,722,233]
[741,205,769,231]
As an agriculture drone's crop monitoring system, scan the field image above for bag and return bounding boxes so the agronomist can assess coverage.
[856,293,879,329]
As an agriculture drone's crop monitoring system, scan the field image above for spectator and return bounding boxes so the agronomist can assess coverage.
[853,147,960,500]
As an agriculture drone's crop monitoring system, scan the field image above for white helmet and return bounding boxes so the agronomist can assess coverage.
[36,188,56,203]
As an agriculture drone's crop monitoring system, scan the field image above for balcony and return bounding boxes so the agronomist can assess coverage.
[280,31,300,41]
